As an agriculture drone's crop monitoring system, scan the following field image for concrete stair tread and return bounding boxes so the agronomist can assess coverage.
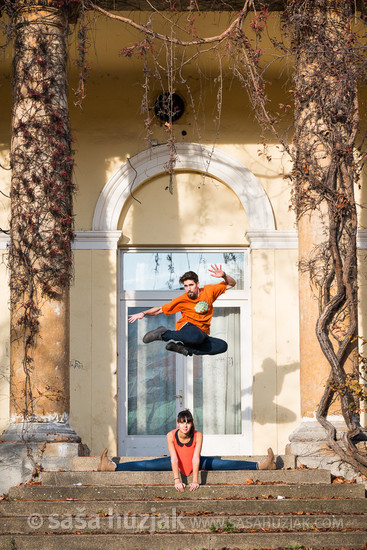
[2,498,367,516]
[2,532,367,549]
[39,468,332,486]
[8,483,366,500]
[1,513,367,534]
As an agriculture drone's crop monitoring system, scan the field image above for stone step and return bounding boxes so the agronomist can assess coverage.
[39,468,331,486]
[39,453,296,471]
[2,453,365,550]
[1,513,366,535]
[2,498,367,517]
[2,532,367,549]
[8,482,365,501]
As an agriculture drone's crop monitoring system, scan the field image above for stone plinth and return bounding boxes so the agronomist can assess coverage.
[0,421,88,495]
[288,418,367,480]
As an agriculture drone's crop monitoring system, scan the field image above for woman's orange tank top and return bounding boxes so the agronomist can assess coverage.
[170,429,197,476]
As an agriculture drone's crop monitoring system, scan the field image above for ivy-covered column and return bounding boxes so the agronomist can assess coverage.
[288,0,363,475]
[293,0,358,420]
[294,0,358,418]
[3,0,80,445]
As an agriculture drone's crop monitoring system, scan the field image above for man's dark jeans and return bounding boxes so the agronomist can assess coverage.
[162,322,227,356]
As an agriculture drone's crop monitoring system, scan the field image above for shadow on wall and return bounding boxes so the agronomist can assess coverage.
[244,358,299,425]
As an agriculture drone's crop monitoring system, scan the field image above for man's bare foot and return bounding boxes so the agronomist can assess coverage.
[97,448,117,472]
[258,448,276,470]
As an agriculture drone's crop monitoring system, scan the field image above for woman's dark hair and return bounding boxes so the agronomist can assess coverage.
[179,271,198,285]
[177,409,195,437]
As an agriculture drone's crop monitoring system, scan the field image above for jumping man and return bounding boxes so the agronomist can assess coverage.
[128,264,236,356]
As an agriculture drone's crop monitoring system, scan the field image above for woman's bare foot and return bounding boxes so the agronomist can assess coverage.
[97,448,117,471]
[258,448,276,470]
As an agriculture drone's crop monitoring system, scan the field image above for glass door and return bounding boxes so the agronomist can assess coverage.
[118,250,252,456]
[124,305,184,455]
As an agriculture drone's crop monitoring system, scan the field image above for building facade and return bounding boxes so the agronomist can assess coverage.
[0,2,366,467]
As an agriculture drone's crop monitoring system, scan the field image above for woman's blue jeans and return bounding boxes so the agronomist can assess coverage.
[162,322,227,356]
[115,456,258,471]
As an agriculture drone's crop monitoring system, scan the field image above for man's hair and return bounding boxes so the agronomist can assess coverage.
[179,271,198,285]
[177,408,195,437]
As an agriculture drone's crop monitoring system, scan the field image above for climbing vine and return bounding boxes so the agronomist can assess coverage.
[1,0,79,418]
[285,0,367,474]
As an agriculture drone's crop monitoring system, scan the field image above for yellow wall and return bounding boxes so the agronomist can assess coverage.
[65,12,299,456]
[251,248,300,454]
[66,12,293,231]
[70,250,118,454]
[119,172,249,246]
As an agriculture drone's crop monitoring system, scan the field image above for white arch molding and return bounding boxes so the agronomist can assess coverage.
[92,143,275,238]
[72,143,302,250]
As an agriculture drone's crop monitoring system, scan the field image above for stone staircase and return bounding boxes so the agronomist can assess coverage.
[0,455,366,549]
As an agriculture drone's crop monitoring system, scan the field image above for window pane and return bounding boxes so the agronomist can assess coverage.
[127,307,177,435]
[193,307,241,434]
[123,252,244,291]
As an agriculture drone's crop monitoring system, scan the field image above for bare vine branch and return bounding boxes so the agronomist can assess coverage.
[89,0,251,46]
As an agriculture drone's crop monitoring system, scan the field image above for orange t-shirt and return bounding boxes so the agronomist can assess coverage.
[161,283,226,334]
[170,429,198,476]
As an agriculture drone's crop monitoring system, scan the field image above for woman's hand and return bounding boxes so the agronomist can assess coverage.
[174,480,186,492]
[189,482,200,492]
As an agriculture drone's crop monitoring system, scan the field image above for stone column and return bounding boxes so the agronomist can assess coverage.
[1,1,82,469]
[293,0,343,421]
[287,0,364,477]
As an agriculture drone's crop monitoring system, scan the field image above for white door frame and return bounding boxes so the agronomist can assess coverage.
[118,248,252,457]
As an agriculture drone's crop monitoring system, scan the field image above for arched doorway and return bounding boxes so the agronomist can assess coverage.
[93,143,275,456]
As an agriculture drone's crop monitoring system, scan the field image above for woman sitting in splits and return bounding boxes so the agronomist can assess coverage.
[98,409,276,492]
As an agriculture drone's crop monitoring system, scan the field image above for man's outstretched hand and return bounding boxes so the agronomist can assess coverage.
[208,264,236,289]
[128,306,163,323]
[208,264,225,278]
[128,312,145,323]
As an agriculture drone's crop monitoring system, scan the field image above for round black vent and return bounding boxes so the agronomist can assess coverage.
[154,93,185,123]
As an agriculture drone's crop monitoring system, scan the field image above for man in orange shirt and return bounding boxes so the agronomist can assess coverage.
[128,264,236,356]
